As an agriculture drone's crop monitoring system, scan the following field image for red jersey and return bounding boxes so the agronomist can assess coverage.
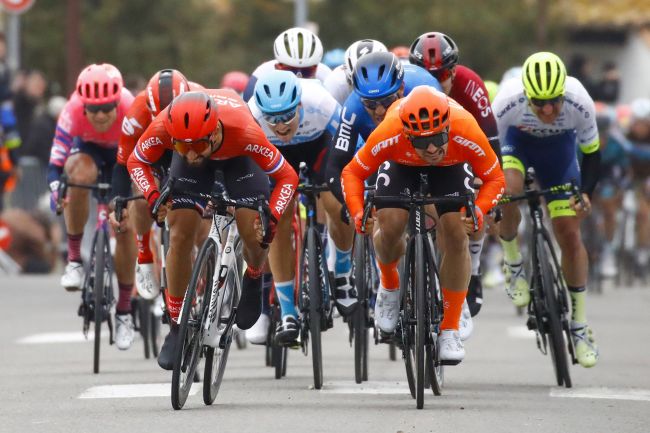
[118,82,204,166]
[127,88,299,221]
[341,97,505,217]
[449,65,499,144]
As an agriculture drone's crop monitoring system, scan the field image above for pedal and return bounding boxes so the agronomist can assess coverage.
[526,316,537,330]
[378,330,394,344]
[439,359,462,366]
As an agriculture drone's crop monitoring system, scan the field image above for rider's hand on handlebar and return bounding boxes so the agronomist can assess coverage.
[254,214,277,247]
[460,206,483,234]
[148,192,170,225]
[569,193,591,218]
[109,208,130,234]
[354,210,374,235]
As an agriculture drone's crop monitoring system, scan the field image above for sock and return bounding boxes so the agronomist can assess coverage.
[326,232,336,274]
[67,233,83,263]
[499,237,522,264]
[568,285,587,324]
[378,259,399,291]
[440,288,468,331]
[275,280,297,318]
[116,282,133,314]
[166,293,184,323]
[334,245,352,277]
[469,238,484,276]
[137,232,154,264]
[261,272,273,315]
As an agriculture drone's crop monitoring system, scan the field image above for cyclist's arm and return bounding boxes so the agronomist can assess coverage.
[47,102,75,189]
[579,142,601,198]
[126,122,168,207]
[326,105,363,203]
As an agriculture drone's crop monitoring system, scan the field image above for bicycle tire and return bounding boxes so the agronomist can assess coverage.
[272,342,285,379]
[423,234,443,396]
[151,309,160,358]
[388,342,397,361]
[204,265,239,405]
[139,299,151,360]
[171,240,215,410]
[402,239,416,399]
[537,235,572,388]
[414,236,427,409]
[92,232,106,374]
[306,227,324,389]
[353,233,369,384]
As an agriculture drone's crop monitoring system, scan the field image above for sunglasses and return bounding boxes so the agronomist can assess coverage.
[530,95,564,108]
[85,102,117,114]
[360,93,400,111]
[430,67,452,83]
[262,109,298,126]
[409,131,449,150]
[172,135,212,155]
[275,63,318,78]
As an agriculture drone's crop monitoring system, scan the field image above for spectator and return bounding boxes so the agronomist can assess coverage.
[22,95,66,169]
[13,69,47,149]
[568,54,598,98]
[596,61,620,104]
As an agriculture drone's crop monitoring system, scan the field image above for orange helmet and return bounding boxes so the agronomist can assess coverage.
[146,69,189,116]
[399,86,450,137]
[164,91,218,142]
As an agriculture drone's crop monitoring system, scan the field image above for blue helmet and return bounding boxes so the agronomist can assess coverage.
[352,51,404,99]
[323,48,345,69]
[253,70,302,114]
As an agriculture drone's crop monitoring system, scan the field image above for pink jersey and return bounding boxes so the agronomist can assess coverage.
[49,88,134,168]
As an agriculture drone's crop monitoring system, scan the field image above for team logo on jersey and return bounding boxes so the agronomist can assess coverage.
[335,107,357,152]
[130,167,151,193]
[371,133,400,156]
[141,136,163,151]
[122,117,144,136]
[453,135,486,157]
[245,143,275,160]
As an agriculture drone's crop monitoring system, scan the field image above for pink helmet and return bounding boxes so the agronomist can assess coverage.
[76,63,124,105]
[220,71,249,94]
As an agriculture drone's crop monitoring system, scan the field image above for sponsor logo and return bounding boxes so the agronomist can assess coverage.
[371,133,400,156]
[212,94,243,108]
[497,101,517,118]
[141,136,163,151]
[483,158,499,176]
[236,173,254,182]
[130,167,151,193]
[245,143,274,160]
[465,80,492,118]
[275,183,295,215]
[453,135,486,157]
[335,107,356,152]
[354,153,370,171]
[121,116,144,136]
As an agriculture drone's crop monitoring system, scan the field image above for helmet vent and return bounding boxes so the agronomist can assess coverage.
[309,36,316,57]
[297,32,304,56]
[378,64,386,80]
[279,81,286,96]
[203,100,211,121]
[263,84,272,98]
[283,34,291,56]
[184,112,190,129]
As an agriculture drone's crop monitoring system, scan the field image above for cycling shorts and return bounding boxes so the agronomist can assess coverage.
[69,139,117,183]
[374,161,473,216]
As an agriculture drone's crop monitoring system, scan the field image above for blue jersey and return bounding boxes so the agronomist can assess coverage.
[326,64,441,201]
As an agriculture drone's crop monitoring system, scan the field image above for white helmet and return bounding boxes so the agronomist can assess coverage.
[344,39,388,83]
[631,98,650,121]
[273,27,323,68]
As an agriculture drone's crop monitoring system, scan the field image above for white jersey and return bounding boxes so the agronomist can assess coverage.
[248,78,341,147]
[243,60,332,102]
[492,76,599,153]
[323,65,352,105]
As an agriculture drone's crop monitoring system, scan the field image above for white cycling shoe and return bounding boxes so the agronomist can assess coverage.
[438,330,464,364]
[115,314,135,350]
[374,286,400,333]
[135,262,159,300]
[245,313,270,345]
[459,299,474,341]
[60,262,84,291]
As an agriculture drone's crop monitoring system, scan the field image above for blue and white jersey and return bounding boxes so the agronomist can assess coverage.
[493,76,599,154]
[323,65,352,105]
[243,60,332,102]
[248,78,341,147]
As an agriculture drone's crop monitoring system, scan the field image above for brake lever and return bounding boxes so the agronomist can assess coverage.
[466,194,478,232]
[257,194,270,249]
[152,177,176,227]
[56,175,68,216]
[360,190,375,235]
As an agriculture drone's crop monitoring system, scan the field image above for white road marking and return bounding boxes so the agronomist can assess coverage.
[507,326,536,339]
[16,332,107,344]
[78,383,201,399]
[319,381,410,394]
[550,387,650,402]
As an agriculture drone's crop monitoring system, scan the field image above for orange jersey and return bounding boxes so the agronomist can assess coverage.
[127,88,298,220]
[118,82,205,166]
[341,98,505,217]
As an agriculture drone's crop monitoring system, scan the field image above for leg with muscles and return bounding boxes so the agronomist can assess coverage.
[373,208,408,333]
[321,191,356,315]
[437,212,471,363]
[132,196,159,299]
[267,200,299,345]
[499,165,530,307]
[551,212,598,368]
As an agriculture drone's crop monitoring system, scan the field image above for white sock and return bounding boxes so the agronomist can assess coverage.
[469,237,484,276]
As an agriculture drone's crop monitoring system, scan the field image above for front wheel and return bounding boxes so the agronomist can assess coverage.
[353,233,370,383]
[92,231,109,374]
[304,227,324,389]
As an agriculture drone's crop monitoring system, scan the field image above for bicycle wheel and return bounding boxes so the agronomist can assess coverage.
[204,264,239,405]
[401,239,416,399]
[537,234,572,388]
[138,298,152,360]
[171,240,215,410]
[424,234,443,396]
[151,309,160,358]
[306,227,323,389]
[270,302,285,379]
[92,231,106,374]
[414,236,427,409]
[353,233,369,384]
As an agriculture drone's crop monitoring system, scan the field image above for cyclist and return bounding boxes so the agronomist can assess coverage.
[390,45,411,65]
[323,39,388,104]
[324,52,440,315]
[126,90,299,370]
[47,63,136,349]
[111,69,200,301]
[322,48,345,69]
[220,71,249,97]
[410,31,502,320]
[492,52,600,368]
[247,70,341,345]
[341,86,505,363]
[242,27,331,101]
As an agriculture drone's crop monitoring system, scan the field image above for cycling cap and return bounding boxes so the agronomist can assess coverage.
[522,52,567,100]
[352,51,404,99]
[253,70,302,114]
[164,91,218,141]
[399,86,450,137]
[76,63,123,105]
[273,27,323,68]
[344,39,387,83]
[146,69,189,116]
[409,32,459,72]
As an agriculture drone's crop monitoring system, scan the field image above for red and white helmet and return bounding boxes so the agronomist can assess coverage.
[76,63,123,105]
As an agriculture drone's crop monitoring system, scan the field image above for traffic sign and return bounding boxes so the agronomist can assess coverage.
[1,0,35,14]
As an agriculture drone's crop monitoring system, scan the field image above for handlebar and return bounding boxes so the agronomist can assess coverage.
[113,195,145,222]
[498,179,582,206]
[55,174,112,215]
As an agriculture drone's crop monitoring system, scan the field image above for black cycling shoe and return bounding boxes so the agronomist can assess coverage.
[334,276,358,317]
[466,274,483,317]
[274,315,300,347]
[235,275,262,330]
[157,322,180,371]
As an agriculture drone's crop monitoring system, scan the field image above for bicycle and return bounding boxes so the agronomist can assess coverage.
[152,178,270,410]
[497,172,580,388]
[361,174,476,409]
[296,173,333,390]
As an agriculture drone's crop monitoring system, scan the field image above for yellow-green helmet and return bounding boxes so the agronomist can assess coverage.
[521,51,566,100]
[484,80,499,103]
